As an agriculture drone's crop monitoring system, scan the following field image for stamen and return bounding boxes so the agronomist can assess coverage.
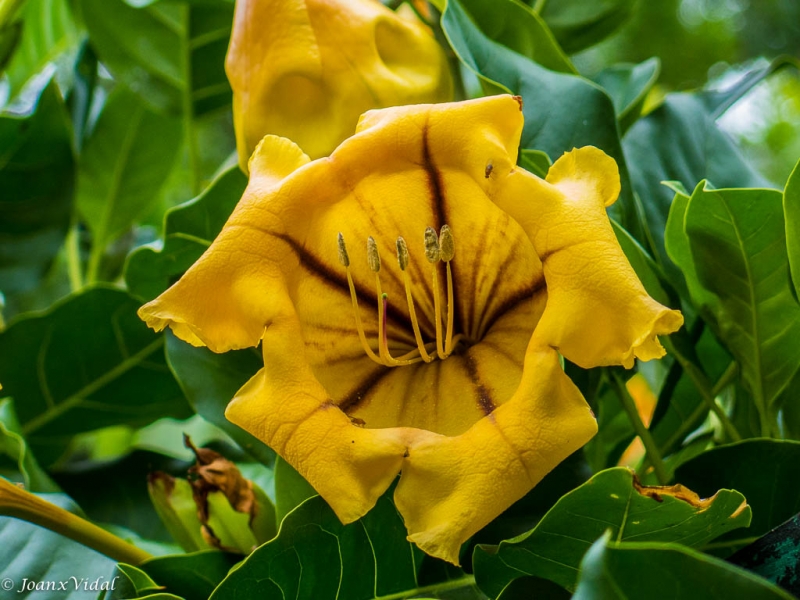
[379,293,423,366]
[337,233,382,366]
[397,237,434,363]
[425,227,446,360]
[440,225,455,356]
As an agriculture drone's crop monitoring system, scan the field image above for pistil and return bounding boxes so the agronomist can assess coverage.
[439,225,456,356]
[424,228,446,360]
[337,225,458,368]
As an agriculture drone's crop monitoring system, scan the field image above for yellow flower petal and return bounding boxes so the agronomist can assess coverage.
[395,336,597,565]
[494,147,683,368]
[226,0,453,167]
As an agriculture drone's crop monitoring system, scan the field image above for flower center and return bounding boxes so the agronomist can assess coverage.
[337,226,462,367]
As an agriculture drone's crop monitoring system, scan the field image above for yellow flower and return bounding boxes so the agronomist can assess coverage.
[138,95,683,564]
[225,0,453,168]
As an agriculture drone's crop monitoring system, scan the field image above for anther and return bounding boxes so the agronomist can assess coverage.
[396,237,409,271]
[367,236,381,272]
[424,227,440,263]
[337,232,350,267]
[439,225,454,262]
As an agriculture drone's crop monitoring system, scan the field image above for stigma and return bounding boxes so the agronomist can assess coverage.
[337,227,459,368]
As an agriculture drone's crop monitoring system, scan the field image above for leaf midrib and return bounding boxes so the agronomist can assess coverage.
[22,336,164,435]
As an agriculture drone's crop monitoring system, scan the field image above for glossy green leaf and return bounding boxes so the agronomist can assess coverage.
[518,148,551,178]
[274,456,317,525]
[211,495,477,600]
[496,576,569,600]
[0,81,74,317]
[539,0,635,54]
[592,58,660,133]
[447,0,574,73]
[682,183,800,424]
[109,563,163,600]
[0,398,58,491]
[79,0,232,116]
[675,439,800,556]
[0,493,117,600]
[441,0,641,235]
[573,533,794,600]
[784,158,800,298]
[473,467,750,596]
[141,551,240,600]
[78,87,182,282]
[125,166,247,302]
[0,287,190,465]
[623,91,768,289]
[2,0,79,102]
[165,332,273,465]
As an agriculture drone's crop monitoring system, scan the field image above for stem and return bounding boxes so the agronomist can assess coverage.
[662,338,742,442]
[0,478,151,564]
[375,576,475,600]
[65,226,83,292]
[611,372,668,485]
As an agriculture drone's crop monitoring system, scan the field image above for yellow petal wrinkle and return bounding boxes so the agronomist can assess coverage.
[140,96,681,564]
[226,0,453,168]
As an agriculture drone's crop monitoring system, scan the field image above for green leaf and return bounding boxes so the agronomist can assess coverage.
[274,456,316,525]
[473,467,751,596]
[109,563,163,599]
[0,81,74,317]
[539,0,635,54]
[0,493,117,599]
[496,576,569,599]
[682,183,800,426]
[518,148,551,178]
[623,91,768,290]
[441,0,641,236]
[573,533,795,600]
[165,332,273,465]
[140,551,240,600]
[450,0,574,73]
[2,0,79,102]
[125,166,247,302]
[784,158,800,299]
[0,397,58,491]
[77,87,182,283]
[675,439,800,556]
[0,287,190,465]
[79,0,233,116]
[592,58,660,134]
[210,495,477,600]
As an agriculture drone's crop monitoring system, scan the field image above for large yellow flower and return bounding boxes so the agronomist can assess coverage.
[226,0,453,168]
[139,95,683,564]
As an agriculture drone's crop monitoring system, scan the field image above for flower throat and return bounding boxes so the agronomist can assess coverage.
[337,226,461,367]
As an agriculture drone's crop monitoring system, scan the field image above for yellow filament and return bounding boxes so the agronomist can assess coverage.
[431,265,446,359]
[346,269,383,366]
[402,270,434,363]
[377,285,422,367]
[444,262,455,356]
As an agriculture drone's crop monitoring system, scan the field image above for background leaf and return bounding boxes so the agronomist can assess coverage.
[125,166,246,302]
[0,287,190,465]
[140,551,240,600]
[784,158,800,298]
[0,492,116,600]
[539,0,636,55]
[165,332,272,466]
[0,81,74,318]
[674,439,800,556]
[591,57,660,133]
[77,87,182,283]
[573,533,794,600]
